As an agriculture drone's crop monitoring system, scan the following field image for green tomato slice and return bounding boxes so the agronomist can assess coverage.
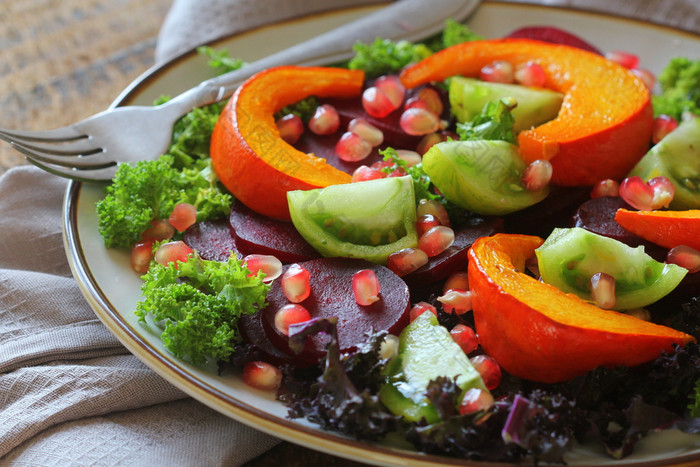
[536,227,687,310]
[287,175,417,264]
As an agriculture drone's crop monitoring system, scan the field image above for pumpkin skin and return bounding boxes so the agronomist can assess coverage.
[615,209,700,251]
[467,233,694,383]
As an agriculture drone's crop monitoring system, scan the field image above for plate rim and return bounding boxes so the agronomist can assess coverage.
[62,3,700,466]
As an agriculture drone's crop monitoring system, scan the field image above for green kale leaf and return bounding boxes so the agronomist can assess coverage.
[196,46,246,74]
[651,57,700,120]
[456,97,517,144]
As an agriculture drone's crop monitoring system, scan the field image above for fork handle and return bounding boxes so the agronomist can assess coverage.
[163,0,481,114]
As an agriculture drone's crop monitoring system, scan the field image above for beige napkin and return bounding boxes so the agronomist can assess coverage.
[1,1,697,466]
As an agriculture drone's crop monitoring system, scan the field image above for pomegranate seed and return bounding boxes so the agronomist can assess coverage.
[667,245,700,273]
[281,263,311,303]
[362,86,397,118]
[605,50,640,69]
[370,159,393,170]
[274,304,311,336]
[443,271,469,294]
[437,289,473,315]
[590,272,616,309]
[276,113,304,144]
[243,254,282,282]
[130,242,154,274]
[404,87,444,115]
[379,334,400,360]
[395,149,422,167]
[459,387,495,417]
[416,132,442,155]
[450,324,479,354]
[352,269,381,306]
[416,214,441,238]
[619,176,675,211]
[648,176,675,208]
[409,301,438,322]
[387,167,407,178]
[626,308,652,321]
[521,159,552,191]
[348,118,384,147]
[400,108,440,136]
[242,361,283,391]
[386,248,429,276]
[591,179,620,198]
[141,219,174,243]
[470,354,502,390]
[336,131,372,162]
[169,203,197,232]
[480,60,514,83]
[154,240,193,266]
[308,104,340,135]
[652,114,679,144]
[514,61,546,87]
[417,199,450,226]
[630,68,656,91]
[351,165,386,183]
[525,254,540,278]
[374,75,405,108]
[418,225,455,257]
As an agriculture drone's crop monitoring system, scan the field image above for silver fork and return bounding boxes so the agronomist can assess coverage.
[0,0,481,182]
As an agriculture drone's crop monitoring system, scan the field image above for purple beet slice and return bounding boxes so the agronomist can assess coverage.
[506,26,602,55]
[262,258,411,364]
[229,201,320,263]
[183,219,241,262]
[238,312,301,366]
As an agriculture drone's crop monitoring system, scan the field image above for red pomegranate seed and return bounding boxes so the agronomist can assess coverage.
[521,159,552,191]
[276,113,304,144]
[274,304,311,336]
[419,225,455,257]
[387,167,408,178]
[379,334,400,360]
[400,108,440,136]
[336,131,372,162]
[169,203,197,232]
[131,242,154,274]
[605,50,640,69]
[443,271,469,294]
[352,269,381,306]
[590,272,616,309]
[417,199,450,226]
[242,361,283,391]
[480,60,514,83]
[416,132,442,155]
[630,68,656,91]
[386,247,429,276]
[395,149,422,167]
[437,289,473,315]
[348,118,384,147]
[409,301,438,322]
[514,61,546,87]
[648,176,675,208]
[370,159,393,170]
[154,240,193,266]
[667,245,700,273]
[404,87,444,115]
[470,354,502,390]
[652,114,679,144]
[243,254,283,282]
[362,86,397,118]
[416,214,441,238]
[459,387,495,416]
[450,324,479,355]
[619,176,675,211]
[141,219,175,243]
[308,104,340,135]
[591,179,620,198]
[374,75,406,108]
[351,165,386,183]
[281,263,311,303]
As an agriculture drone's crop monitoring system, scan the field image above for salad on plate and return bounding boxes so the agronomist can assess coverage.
[92,18,700,464]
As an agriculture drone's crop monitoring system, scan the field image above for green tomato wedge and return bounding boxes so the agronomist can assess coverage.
[628,117,700,210]
[287,175,417,264]
[379,311,487,423]
[536,227,687,310]
[422,139,549,215]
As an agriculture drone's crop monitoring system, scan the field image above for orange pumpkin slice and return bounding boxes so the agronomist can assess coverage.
[615,209,700,251]
[467,233,694,383]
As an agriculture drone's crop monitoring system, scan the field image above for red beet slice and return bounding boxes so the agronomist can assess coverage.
[506,26,602,55]
[238,312,301,366]
[404,216,504,287]
[229,201,320,263]
[262,258,411,364]
[183,219,241,262]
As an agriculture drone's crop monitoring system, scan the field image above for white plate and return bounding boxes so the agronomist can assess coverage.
[63,2,700,465]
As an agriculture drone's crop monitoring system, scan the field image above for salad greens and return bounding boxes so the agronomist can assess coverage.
[651,57,700,120]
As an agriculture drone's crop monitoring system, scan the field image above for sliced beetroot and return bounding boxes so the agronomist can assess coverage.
[183,219,241,262]
[262,258,411,364]
[506,26,602,55]
[404,216,504,288]
[238,312,301,366]
[571,196,666,261]
[229,201,320,263]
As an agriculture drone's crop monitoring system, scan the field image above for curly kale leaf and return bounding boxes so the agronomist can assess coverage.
[652,57,700,120]
[164,101,227,168]
[426,18,484,51]
[456,97,517,143]
[135,253,269,365]
[347,38,432,78]
[196,45,246,74]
